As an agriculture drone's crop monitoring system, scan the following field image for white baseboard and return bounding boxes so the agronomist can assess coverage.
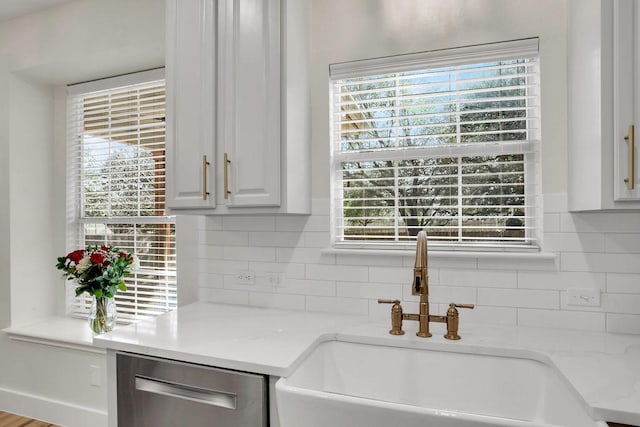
[0,386,107,427]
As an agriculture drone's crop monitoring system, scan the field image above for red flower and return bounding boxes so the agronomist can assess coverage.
[103,261,111,268]
[90,252,105,264]
[67,250,85,263]
[101,245,109,251]
[119,252,127,259]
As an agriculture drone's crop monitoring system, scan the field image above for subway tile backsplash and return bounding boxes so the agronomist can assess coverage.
[185,194,640,334]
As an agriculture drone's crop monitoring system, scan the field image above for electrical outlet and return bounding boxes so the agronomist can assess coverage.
[567,288,601,307]
[266,273,284,286]
[90,365,101,387]
[235,271,255,285]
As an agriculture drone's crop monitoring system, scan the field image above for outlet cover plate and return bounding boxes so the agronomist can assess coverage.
[266,273,284,285]
[567,288,601,307]
[90,365,101,387]
[235,271,255,285]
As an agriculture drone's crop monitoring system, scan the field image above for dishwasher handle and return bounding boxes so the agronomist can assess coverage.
[135,376,237,410]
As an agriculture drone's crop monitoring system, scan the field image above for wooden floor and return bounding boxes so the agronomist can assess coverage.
[0,412,60,427]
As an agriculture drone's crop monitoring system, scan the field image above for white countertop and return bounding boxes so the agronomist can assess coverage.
[93,302,358,376]
[93,302,640,426]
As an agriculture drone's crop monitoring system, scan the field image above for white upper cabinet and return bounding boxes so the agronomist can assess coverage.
[218,0,281,207]
[165,0,311,214]
[613,0,640,202]
[165,0,216,209]
[568,0,640,210]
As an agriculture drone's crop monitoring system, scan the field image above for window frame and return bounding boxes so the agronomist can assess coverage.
[65,68,178,321]
[329,38,542,252]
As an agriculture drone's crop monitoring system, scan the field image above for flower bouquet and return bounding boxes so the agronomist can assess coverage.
[56,245,136,334]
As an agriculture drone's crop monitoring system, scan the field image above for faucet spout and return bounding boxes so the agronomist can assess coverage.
[379,230,475,339]
[412,231,428,296]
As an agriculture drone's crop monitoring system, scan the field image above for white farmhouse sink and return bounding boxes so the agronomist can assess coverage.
[276,340,607,427]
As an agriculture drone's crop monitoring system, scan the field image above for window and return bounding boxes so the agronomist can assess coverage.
[66,69,177,321]
[330,39,541,251]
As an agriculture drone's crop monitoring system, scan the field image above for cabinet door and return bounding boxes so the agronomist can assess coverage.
[166,0,216,209]
[218,0,281,207]
[614,0,640,201]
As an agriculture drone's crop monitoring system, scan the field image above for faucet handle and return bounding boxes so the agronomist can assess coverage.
[452,303,475,309]
[444,303,474,340]
[377,299,401,305]
[377,299,404,336]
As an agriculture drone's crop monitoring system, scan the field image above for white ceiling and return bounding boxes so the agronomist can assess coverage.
[0,0,72,22]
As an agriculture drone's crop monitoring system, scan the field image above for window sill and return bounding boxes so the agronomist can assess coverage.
[3,316,106,354]
[321,246,558,262]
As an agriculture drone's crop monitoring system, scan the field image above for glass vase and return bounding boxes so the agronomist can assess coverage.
[88,296,116,334]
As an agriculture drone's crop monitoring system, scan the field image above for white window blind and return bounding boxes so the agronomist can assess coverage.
[330,39,541,250]
[66,69,177,321]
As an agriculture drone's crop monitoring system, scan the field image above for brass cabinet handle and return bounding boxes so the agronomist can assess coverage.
[202,155,210,200]
[223,152,231,199]
[624,125,635,190]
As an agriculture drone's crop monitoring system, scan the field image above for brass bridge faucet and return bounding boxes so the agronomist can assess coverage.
[378,231,474,340]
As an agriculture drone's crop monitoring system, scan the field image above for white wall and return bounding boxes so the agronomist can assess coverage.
[195,0,640,336]
[0,0,164,85]
[8,74,57,325]
[0,62,10,329]
[0,1,164,425]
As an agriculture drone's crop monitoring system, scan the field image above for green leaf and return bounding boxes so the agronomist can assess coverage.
[94,289,103,298]
[75,285,89,297]
[118,280,127,292]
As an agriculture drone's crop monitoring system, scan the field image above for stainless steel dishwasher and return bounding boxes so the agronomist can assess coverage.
[117,352,268,427]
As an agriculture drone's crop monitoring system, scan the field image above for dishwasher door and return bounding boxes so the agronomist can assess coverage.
[117,352,267,427]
